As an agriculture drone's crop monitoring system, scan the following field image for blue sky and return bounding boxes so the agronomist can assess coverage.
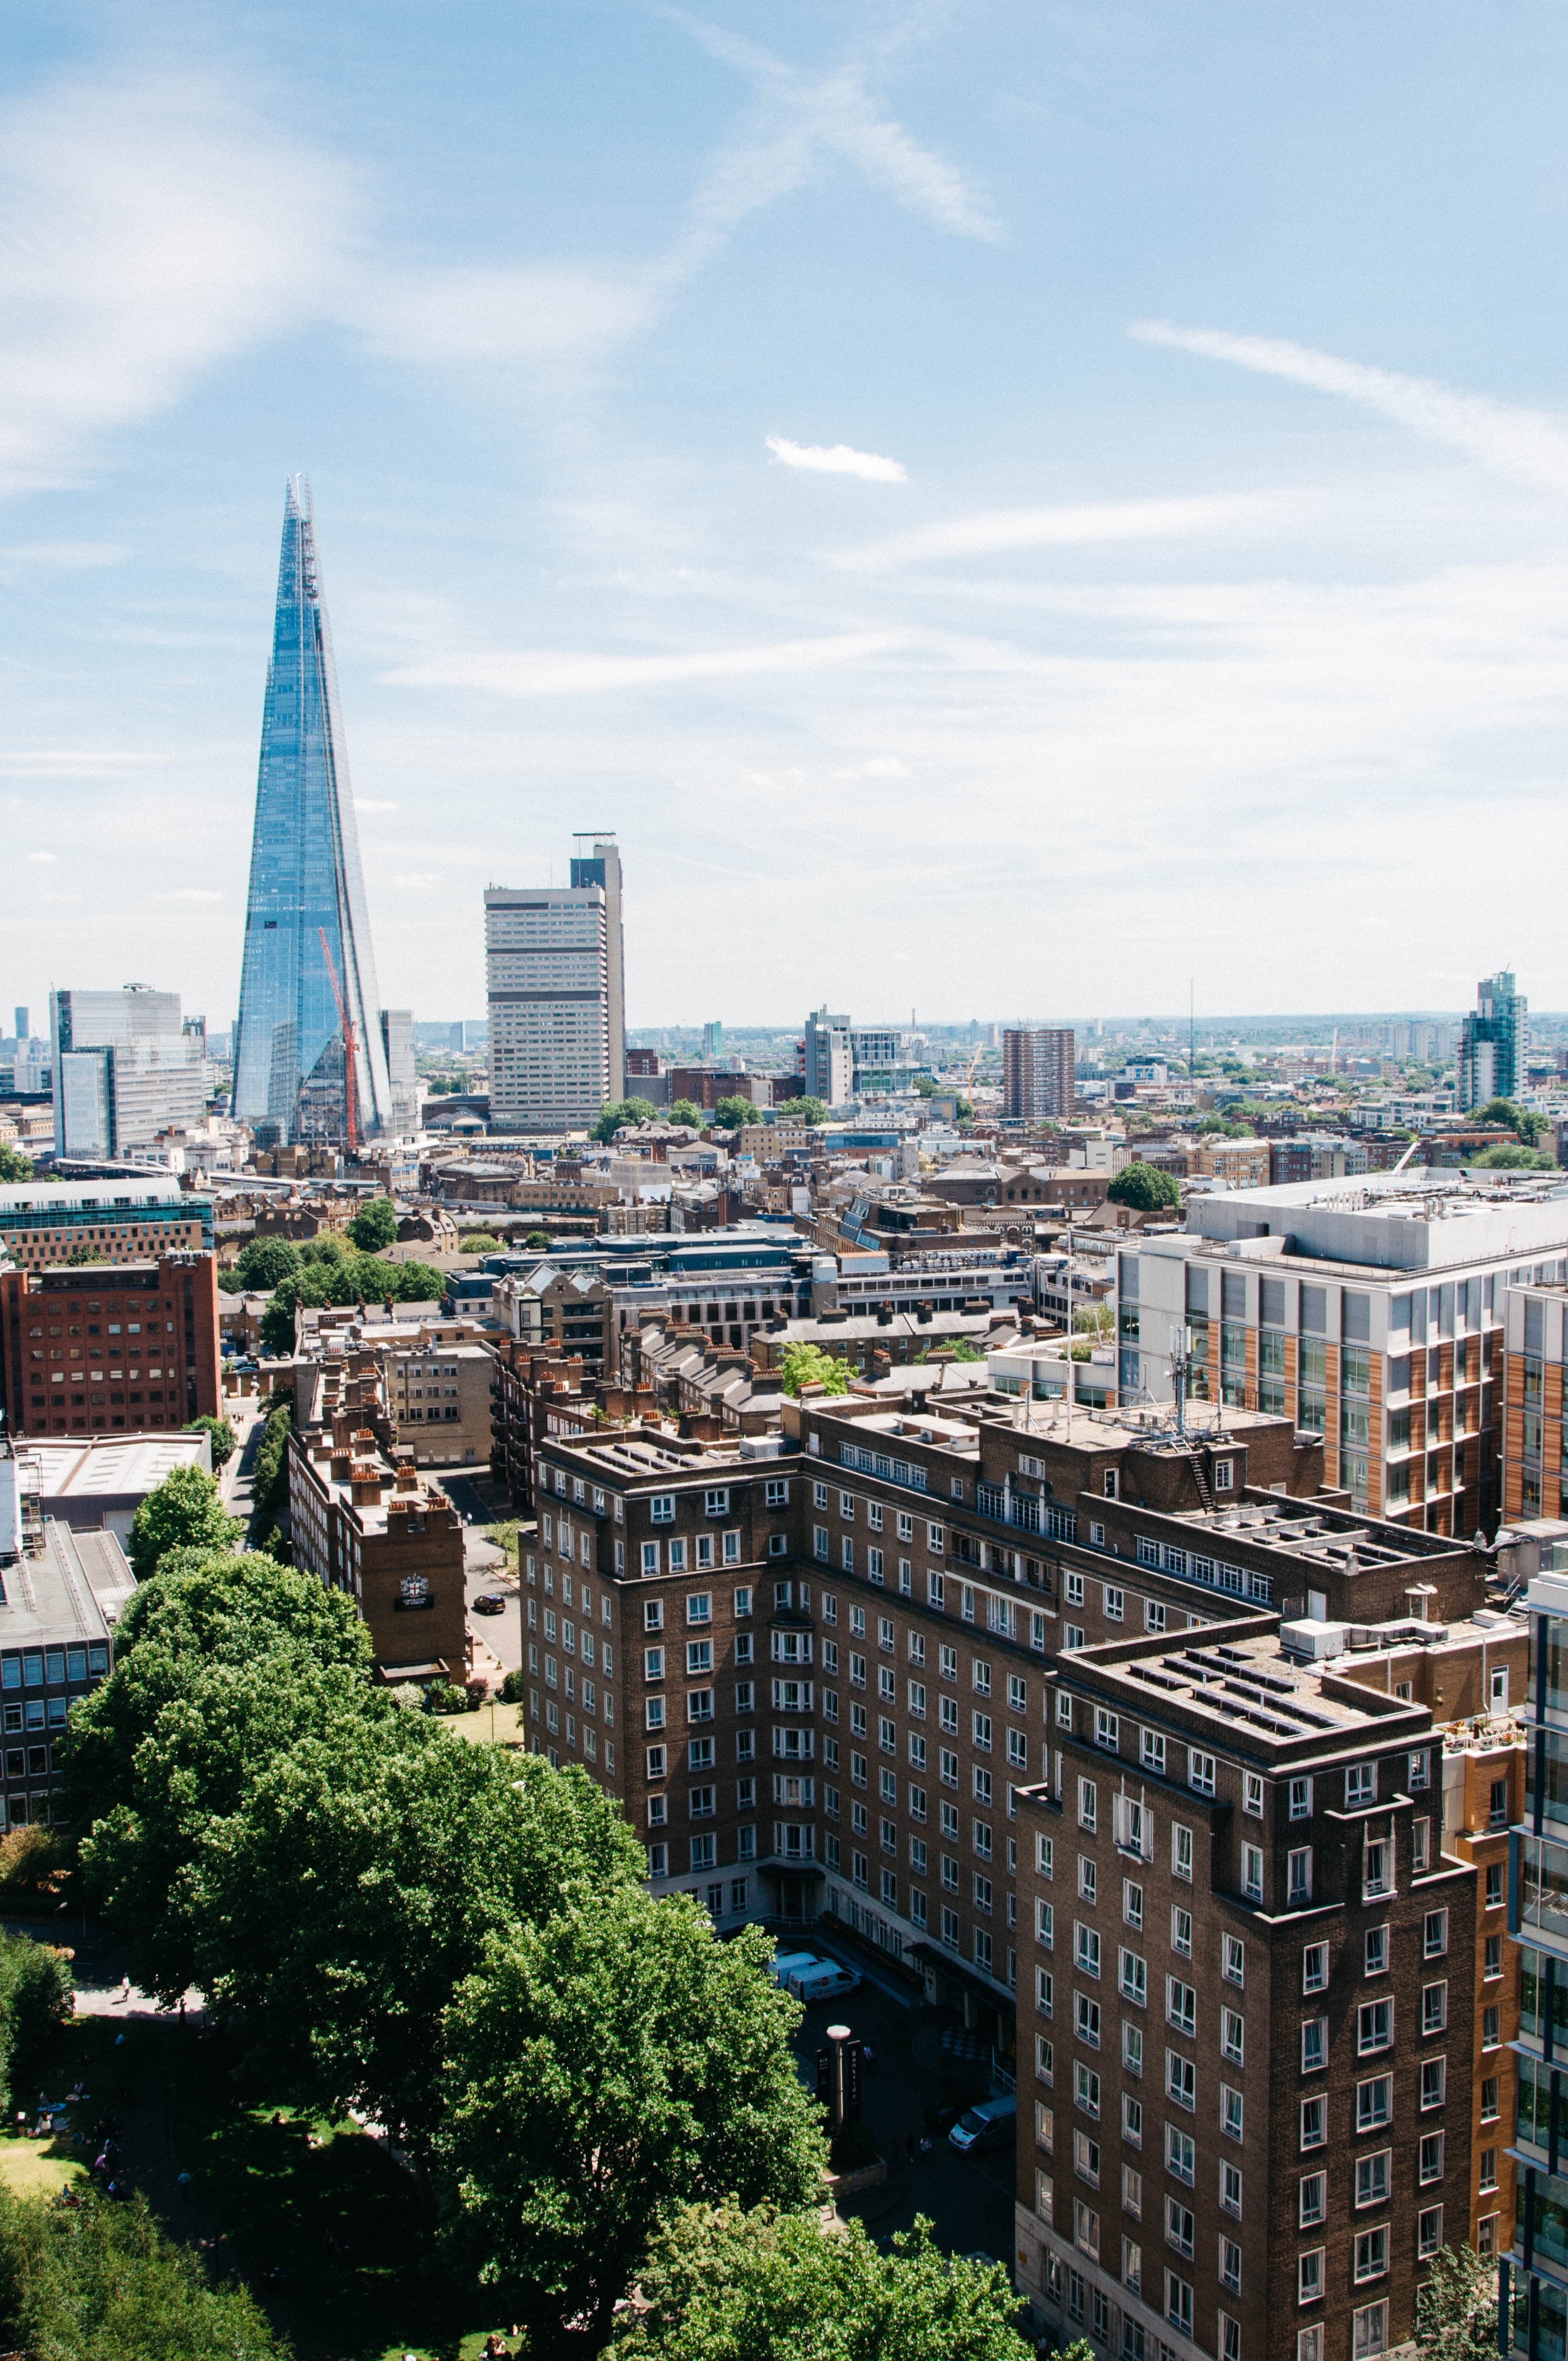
[4,1,1568,1030]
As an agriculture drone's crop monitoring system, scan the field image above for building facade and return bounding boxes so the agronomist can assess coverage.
[379,1007,419,1136]
[486,837,626,1133]
[1459,972,1526,1113]
[0,1178,212,1271]
[0,1253,221,1439]
[50,986,208,1160]
[233,479,392,1149]
[1005,1030,1077,1122]
[1505,1563,1568,2359]
[803,1009,854,1107]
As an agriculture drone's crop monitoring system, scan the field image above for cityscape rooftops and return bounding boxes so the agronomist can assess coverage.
[1184,1166,1568,1270]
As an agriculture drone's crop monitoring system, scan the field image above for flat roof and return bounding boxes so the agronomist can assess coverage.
[6,1522,118,1647]
[0,1178,188,1212]
[1118,1633,1398,1739]
[25,1433,209,1501]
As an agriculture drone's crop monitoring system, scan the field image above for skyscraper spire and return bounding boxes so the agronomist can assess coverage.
[233,479,391,1148]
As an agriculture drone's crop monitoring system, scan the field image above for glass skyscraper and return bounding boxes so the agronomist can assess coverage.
[233,481,391,1147]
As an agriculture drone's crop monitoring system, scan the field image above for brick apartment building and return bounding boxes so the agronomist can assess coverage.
[1017,1616,1478,2361]
[0,1253,221,1438]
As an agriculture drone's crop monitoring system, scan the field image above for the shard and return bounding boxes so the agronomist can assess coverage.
[233,480,391,1147]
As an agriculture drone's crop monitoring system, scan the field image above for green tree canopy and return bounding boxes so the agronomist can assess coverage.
[182,1414,235,1469]
[0,1931,73,2118]
[669,1100,703,1128]
[233,1236,303,1290]
[1471,1142,1555,1170]
[525,1230,554,1249]
[0,1144,32,1183]
[1105,1159,1183,1211]
[1414,2243,1500,2361]
[349,1195,399,1252]
[615,2205,1035,2361]
[778,1341,851,1397]
[785,1096,827,1126]
[713,1096,754,1130]
[435,1896,826,2348]
[126,1465,242,1584]
[0,2186,288,2361]
[594,1096,658,1142]
[458,1232,501,1254]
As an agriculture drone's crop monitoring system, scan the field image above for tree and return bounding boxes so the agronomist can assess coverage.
[0,2186,288,2361]
[1475,1096,1527,1134]
[525,1230,554,1249]
[259,1294,296,1357]
[458,1232,501,1254]
[126,1466,242,1583]
[0,1144,31,1183]
[182,1414,235,1468]
[1073,1303,1114,1344]
[1414,2244,1499,2361]
[593,1097,657,1143]
[615,2205,1036,2361]
[434,1894,826,2348]
[786,1096,826,1126]
[249,1401,292,1539]
[0,1931,73,2116]
[65,1245,109,1266]
[669,1100,703,1128]
[714,1096,754,1130]
[1471,1143,1555,1170]
[778,1341,851,1397]
[1105,1160,1182,1212]
[233,1236,302,1290]
[349,1195,399,1252]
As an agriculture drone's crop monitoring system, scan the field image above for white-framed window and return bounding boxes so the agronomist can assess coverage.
[1188,1750,1216,1796]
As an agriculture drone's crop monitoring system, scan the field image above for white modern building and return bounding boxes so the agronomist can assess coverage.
[1115,1169,1568,1539]
[49,987,209,1161]
[486,837,625,1134]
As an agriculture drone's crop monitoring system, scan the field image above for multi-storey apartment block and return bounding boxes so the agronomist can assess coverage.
[1015,1616,1476,2361]
[1120,1171,1568,1537]
[1500,1278,1568,1524]
[0,1253,221,1439]
[1506,1560,1568,2361]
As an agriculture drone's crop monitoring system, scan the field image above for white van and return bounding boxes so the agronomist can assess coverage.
[787,1960,862,2002]
[769,1949,826,1987]
[948,2096,1017,2153]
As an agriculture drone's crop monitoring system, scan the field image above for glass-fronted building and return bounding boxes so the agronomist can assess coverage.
[233,480,391,1149]
[1508,1563,1568,2356]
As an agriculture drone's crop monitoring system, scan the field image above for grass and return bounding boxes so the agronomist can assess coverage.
[443,1698,525,1747]
[0,2132,85,2198]
[482,1521,520,1566]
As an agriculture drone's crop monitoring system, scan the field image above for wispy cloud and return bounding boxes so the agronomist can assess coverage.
[350,264,653,368]
[354,798,401,813]
[0,751,161,776]
[1131,322,1568,496]
[384,630,903,697]
[0,70,357,494]
[24,851,59,865]
[0,541,130,569]
[838,492,1302,571]
[150,888,222,903]
[766,434,907,483]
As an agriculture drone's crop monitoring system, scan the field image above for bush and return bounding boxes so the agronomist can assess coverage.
[423,1681,471,1715]
[458,1232,501,1254]
[499,1668,527,1705]
[0,1828,67,1907]
[464,1679,489,1710]
[0,2186,288,2360]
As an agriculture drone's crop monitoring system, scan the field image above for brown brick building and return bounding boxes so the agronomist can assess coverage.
[0,1253,221,1438]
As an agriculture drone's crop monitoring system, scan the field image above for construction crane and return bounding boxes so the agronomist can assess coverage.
[318,927,359,1158]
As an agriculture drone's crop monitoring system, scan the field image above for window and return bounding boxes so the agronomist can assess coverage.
[1300,2096,1326,2151]
[1302,1942,1328,1994]
[1075,1994,1101,2048]
[1299,2171,1326,2227]
[1356,2075,1392,2131]
[1422,1982,1447,2035]
[1418,2132,1444,2185]
[1241,1844,1263,1901]
[1298,2250,1325,2305]
[1122,2022,1143,2076]
[1223,1935,1245,1986]
[1363,1837,1392,1899]
[1170,1907,1192,1958]
[1221,2007,1245,2065]
[1481,2075,1499,2123]
[1221,2160,1242,2219]
[1357,1999,1392,2055]
[686,1592,712,1626]
[1418,2206,1443,2259]
[1486,1862,1504,1910]
[1188,1750,1216,1796]
[1480,2147,1498,2193]
[1243,1772,1263,1818]
[1123,2094,1142,2147]
[1075,1924,1101,1978]
[1075,2061,1101,2117]
[1287,1848,1312,1906]
[1364,1926,1388,1975]
[1353,2228,1388,2284]
[1289,1775,1313,1820]
[1164,2197,1194,2258]
[1355,2151,1391,2210]
[1351,2302,1388,2361]
[1221,2084,1243,2143]
[1123,1878,1142,1928]
[1166,1977,1196,2036]
[1164,2272,1193,2338]
[1165,2051,1195,2111]
[1172,1824,1193,1882]
[1301,2018,1328,2073]
[1483,2004,1500,2048]
[1165,2125,1194,2184]
[1140,1729,1166,1774]
[1077,1779,1097,1833]
[1423,1908,1448,1958]
[1219,2237,1242,2294]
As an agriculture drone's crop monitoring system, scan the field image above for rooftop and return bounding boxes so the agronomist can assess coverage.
[23,1431,210,1502]
[1185,1167,1568,1272]
[1114,1628,1409,1742]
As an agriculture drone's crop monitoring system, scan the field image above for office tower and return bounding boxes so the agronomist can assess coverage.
[702,1021,723,1063]
[1458,971,1526,1111]
[486,836,625,1133]
[1003,1028,1076,1120]
[50,987,208,1159]
[13,1010,28,1045]
[233,481,391,1149]
[802,1008,853,1105]
[379,1009,418,1134]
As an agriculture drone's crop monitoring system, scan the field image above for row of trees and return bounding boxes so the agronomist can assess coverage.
[593,1096,828,1143]
[67,1481,1035,2355]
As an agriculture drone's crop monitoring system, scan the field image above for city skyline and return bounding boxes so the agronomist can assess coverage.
[2,4,1567,1022]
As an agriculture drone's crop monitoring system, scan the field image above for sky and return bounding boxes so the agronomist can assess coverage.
[4,1,1568,1032]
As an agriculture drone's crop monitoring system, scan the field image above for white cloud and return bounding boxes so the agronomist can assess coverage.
[0,70,358,493]
[1131,321,1568,496]
[24,851,59,864]
[861,755,910,776]
[766,434,907,483]
[150,888,222,904]
[354,798,401,813]
[838,492,1305,570]
[350,264,653,367]
[384,630,903,697]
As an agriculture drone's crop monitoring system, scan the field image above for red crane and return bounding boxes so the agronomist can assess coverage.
[318,927,359,1158]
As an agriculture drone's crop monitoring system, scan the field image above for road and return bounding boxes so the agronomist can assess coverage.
[430,1471,526,1680]
[219,1401,271,1534]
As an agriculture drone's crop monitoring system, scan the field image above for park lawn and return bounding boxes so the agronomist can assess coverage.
[0,2133,85,2198]
[444,1697,525,1746]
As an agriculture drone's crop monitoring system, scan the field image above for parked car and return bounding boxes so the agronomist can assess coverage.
[787,1961,862,2003]
[948,2096,1017,2153]
[471,1593,507,1616]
